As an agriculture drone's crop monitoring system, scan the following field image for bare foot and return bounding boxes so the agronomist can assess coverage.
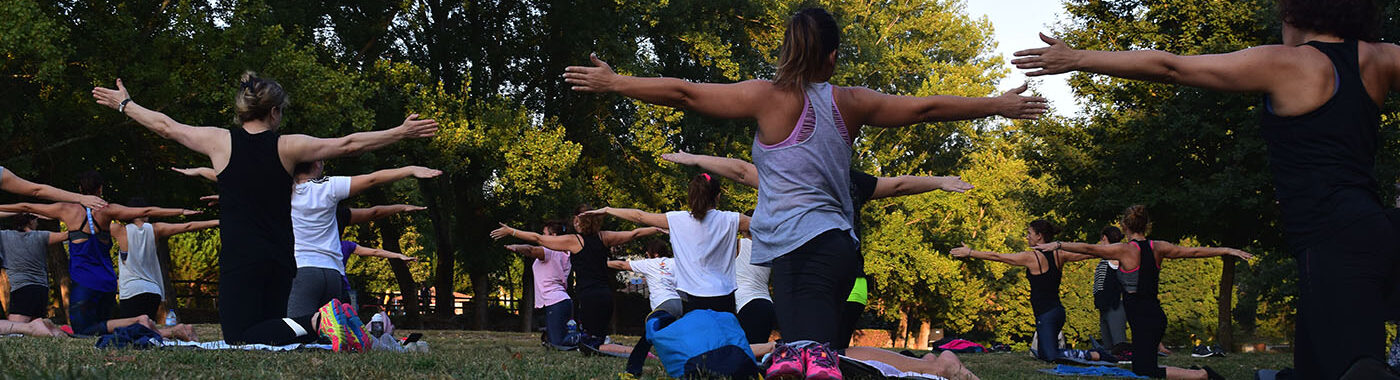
[35,319,64,337]
[161,324,197,341]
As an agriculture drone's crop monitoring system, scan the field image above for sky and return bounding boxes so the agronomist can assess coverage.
[963,0,1081,116]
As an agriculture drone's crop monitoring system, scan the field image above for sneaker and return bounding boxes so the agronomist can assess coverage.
[804,343,843,380]
[764,342,805,380]
[1191,344,1226,358]
[316,299,353,352]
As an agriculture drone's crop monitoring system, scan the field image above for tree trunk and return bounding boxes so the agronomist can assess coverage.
[423,179,458,320]
[894,309,909,348]
[1217,256,1236,352]
[48,243,70,323]
[916,320,932,350]
[520,257,535,333]
[157,236,175,322]
[471,271,491,330]
[379,220,420,328]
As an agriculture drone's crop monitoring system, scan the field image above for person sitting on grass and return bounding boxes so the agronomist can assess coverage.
[502,222,575,350]
[111,197,220,323]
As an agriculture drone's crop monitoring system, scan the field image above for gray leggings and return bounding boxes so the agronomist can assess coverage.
[286,267,350,317]
[1098,303,1128,347]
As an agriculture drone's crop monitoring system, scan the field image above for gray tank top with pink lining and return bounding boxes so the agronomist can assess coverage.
[749,82,856,265]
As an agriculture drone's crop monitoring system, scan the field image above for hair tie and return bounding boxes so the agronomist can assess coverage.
[701,173,712,182]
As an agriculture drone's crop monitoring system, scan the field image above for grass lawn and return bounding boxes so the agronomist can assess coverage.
[0,325,1289,379]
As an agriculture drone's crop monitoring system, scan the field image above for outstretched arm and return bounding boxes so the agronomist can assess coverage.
[352,245,418,261]
[102,205,200,222]
[949,245,1035,268]
[563,54,770,119]
[606,260,633,271]
[279,115,439,166]
[579,207,669,229]
[1012,33,1289,93]
[871,175,974,199]
[490,223,585,253]
[93,79,230,159]
[660,152,759,189]
[153,220,220,238]
[600,227,666,247]
[1157,241,1254,260]
[0,169,107,210]
[845,84,1047,128]
[504,244,548,260]
[348,205,427,225]
[349,166,442,197]
[1033,241,1134,262]
[171,167,218,182]
[0,203,72,221]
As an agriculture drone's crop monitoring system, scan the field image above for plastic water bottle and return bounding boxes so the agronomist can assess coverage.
[165,310,178,327]
[566,320,578,335]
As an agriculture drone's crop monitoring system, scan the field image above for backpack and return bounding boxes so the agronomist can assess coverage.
[640,310,759,379]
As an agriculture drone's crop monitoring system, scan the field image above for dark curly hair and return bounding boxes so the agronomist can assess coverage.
[1278,0,1380,41]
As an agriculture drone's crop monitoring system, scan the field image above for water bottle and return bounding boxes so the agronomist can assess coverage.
[165,310,178,326]
[369,313,385,338]
[566,320,578,335]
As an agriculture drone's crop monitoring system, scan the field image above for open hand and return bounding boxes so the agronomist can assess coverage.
[577,208,609,217]
[92,79,131,111]
[199,195,219,206]
[1227,249,1255,261]
[660,151,697,166]
[938,176,975,193]
[78,195,108,210]
[950,245,972,258]
[490,223,517,240]
[406,166,443,179]
[995,83,1049,120]
[397,114,439,139]
[563,53,618,93]
[1031,242,1059,252]
[1012,33,1079,77]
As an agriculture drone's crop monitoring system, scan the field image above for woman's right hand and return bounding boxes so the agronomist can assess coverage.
[938,176,975,193]
[660,151,698,166]
[92,79,131,111]
[994,84,1049,120]
[406,166,444,179]
[395,114,440,139]
[563,53,619,93]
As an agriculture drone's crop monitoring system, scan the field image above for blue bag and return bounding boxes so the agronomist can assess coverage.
[646,310,758,378]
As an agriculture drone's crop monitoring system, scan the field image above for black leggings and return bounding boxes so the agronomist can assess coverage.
[117,292,163,321]
[738,299,776,344]
[1292,211,1400,379]
[574,287,614,338]
[770,229,861,344]
[220,260,313,345]
[1124,294,1167,378]
[681,291,736,314]
[834,301,864,350]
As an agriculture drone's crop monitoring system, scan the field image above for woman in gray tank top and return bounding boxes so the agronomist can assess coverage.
[0,213,66,336]
[565,7,1045,377]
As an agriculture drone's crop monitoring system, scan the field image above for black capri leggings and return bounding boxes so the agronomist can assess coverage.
[1124,294,1167,378]
[573,287,614,338]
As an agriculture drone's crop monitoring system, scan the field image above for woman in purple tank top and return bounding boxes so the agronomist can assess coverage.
[565,7,1044,378]
[1013,1,1400,377]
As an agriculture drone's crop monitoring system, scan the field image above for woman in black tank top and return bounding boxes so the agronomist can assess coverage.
[94,73,437,348]
[952,220,1100,362]
[1015,3,1400,377]
[1042,206,1252,379]
[491,204,665,347]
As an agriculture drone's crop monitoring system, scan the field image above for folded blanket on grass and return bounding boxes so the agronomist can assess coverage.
[1053,356,1121,367]
[154,340,333,351]
[1039,365,1148,378]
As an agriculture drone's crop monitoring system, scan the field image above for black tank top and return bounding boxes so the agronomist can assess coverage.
[1027,249,1062,315]
[1260,39,1384,248]
[571,234,610,292]
[1121,239,1160,302]
[216,126,294,270]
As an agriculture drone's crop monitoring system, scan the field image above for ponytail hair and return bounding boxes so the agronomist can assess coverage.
[1029,219,1061,242]
[1121,205,1151,235]
[235,71,290,124]
[574,204,603,235]
[774,8,840,90]
[687,173,722,220]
